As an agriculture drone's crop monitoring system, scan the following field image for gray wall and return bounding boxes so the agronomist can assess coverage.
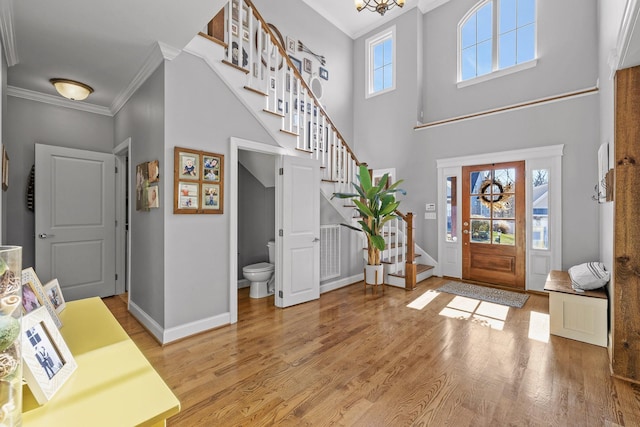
[163,51,274,329]
[4,97,114,267]
[351,0,601,269]
[238,163,275,279]
[253,0,355,143]
[114,64,166,326]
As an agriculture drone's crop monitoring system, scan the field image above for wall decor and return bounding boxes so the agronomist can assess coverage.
[136,160,160,211]
[22,306,77,405]
[2,146,8,191]
[22,268,61,329]
[319,67,329,80]
[258,24,285,71]
[286,36,297,54]
[303,58,312,74]
[147,185,159,209]
[290,56,302,74]
[174,147,224,214]
[298,40,326,66]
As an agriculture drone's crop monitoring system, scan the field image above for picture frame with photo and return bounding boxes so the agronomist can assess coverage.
[177,149,199,180]
[289,56,302,74]
[202,184,220,210]
[303,58,312,74]
[22,268,62,329]
[174,147,224,214]
[135,162,149,211]
[147,184,160,209]
[22,306,77,404]
[177,182,199,211]
[286,36,297,54]
[44,279,66,314]
[319,66,329,81]
[148,160,160,183]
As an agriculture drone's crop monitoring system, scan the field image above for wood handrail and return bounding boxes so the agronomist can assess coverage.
[243,0,360,165]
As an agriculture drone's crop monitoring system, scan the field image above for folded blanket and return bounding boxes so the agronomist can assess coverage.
[568,262,609,290]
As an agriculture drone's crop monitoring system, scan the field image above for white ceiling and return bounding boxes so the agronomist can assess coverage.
[4,0,226,115]
[3,0,640,118]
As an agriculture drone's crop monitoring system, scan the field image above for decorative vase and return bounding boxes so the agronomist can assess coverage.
[364,264,384,286]
[0,246,21,427]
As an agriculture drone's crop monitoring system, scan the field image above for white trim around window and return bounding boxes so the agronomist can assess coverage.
[365,25,396,99]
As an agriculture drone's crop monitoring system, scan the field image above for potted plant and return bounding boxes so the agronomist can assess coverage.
[333,164,405,286]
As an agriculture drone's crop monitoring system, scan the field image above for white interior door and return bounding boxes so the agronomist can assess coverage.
[35,144,116,301]
[276,155,320,308]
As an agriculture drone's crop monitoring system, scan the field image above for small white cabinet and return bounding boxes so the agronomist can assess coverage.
[544,270,608,347]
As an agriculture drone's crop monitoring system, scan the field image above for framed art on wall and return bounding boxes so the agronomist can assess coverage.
[174,147,224,214]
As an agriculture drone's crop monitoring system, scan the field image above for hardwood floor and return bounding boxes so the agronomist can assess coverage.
[103,277,640,426]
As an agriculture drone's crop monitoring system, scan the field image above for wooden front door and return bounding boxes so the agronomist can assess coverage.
[462,161,525,289]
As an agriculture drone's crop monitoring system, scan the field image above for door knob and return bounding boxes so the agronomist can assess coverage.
[463,230,469,234]
[313,238,320,242]
[38,233,55,239]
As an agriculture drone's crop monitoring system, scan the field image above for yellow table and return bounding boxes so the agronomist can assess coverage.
[22,297,180,426]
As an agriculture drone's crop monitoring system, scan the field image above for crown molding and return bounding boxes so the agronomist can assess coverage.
[110,41,182,115]
[615,0,640,71]
[0,0,19,66]
[7,86,113,116]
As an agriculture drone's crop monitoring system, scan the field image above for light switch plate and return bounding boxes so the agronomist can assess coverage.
[425,212,436,220]
[425,203,436,211]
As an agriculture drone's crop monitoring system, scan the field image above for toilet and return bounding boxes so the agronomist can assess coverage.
[242,241,275,299]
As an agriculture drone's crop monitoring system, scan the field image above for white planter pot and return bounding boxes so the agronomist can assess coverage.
[364,264,384,285]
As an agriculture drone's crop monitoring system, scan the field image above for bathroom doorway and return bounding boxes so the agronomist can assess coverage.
[229,138,287,322]
[237,149,277,296]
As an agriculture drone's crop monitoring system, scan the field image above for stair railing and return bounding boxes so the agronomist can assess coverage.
[205,0,418,288]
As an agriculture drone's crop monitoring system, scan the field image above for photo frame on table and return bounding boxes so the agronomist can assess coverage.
[22,268,62,329]
[44,279,66,314]
[22,306,77,405]
[174,147,224,214]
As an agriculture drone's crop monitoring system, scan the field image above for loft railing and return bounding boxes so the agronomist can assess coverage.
[203,0,417,288]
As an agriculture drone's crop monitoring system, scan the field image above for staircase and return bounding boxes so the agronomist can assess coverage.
[186,0,436,289]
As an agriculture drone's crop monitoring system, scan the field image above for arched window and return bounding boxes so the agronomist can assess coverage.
[459,0,536,83]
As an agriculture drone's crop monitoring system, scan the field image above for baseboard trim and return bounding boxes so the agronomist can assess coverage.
[128,300,164,343]
[237,278,250,289]
[320,273,364,294]
[129,300,231,344]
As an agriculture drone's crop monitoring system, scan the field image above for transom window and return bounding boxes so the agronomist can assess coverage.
[366,26,396,98]
[459,0,536,82]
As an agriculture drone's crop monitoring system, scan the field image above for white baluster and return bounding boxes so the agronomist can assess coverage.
[226,0,233,62]
[247,4,253,82]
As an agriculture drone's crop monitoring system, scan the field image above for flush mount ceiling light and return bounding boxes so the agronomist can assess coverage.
[354,0,405,15]
[50,79,94,101]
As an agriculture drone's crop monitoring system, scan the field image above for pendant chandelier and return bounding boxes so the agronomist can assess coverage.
[354,0,405,16]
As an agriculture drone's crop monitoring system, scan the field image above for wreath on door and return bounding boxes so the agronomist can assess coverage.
[479,178,513,211]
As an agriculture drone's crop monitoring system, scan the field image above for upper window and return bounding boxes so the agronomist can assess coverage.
[459,0,536,82]
[366,26,396,98]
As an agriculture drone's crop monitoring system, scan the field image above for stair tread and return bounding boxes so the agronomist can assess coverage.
[388,264,434,278]
[381,254,422,264]
[221,59,249,74]
[245,86,268,96]
[198,32,227,48]
[263,108,284,118]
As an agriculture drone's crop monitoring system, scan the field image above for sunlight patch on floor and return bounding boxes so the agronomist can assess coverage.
[528,311,550,342]
[406,289,440,310]
[439,297,508,330]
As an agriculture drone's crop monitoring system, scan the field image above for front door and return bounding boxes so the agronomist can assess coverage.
[35,144,116,300]
[462,161,525,289]
[277,155,320,307]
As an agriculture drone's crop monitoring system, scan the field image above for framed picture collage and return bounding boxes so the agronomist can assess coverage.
[174,147,224,214]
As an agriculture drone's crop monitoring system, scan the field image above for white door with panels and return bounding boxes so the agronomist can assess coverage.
[35,144,116,301]
[276,155,320,308]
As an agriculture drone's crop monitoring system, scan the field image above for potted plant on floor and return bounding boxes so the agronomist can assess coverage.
[332,164,405,287]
